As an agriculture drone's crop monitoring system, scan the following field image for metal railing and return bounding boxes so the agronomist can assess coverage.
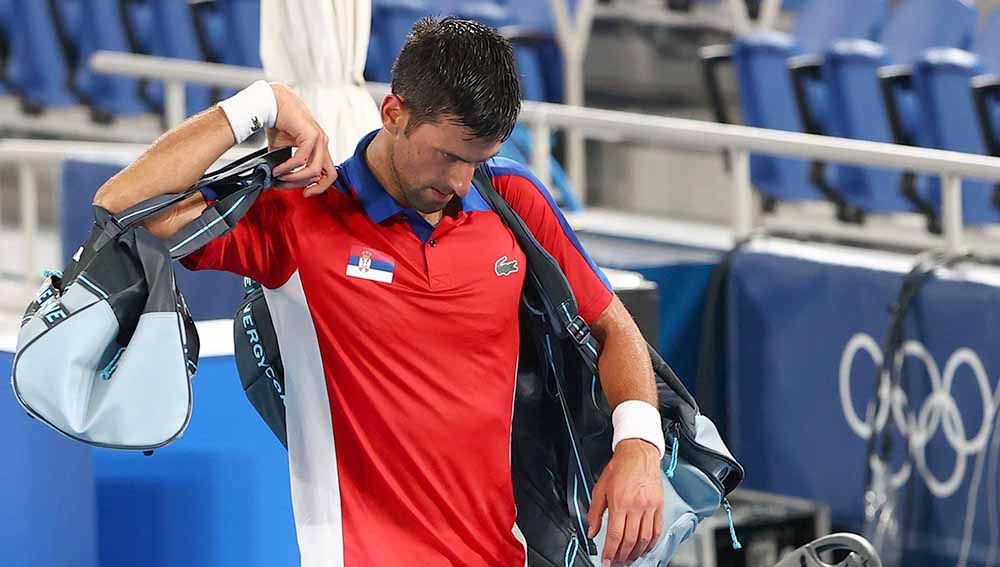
[6,50,1000,306]
[88,50,1000,254]
[0,140,251,306]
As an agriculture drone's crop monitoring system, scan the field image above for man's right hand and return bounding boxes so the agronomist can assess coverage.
[267,83,338,197]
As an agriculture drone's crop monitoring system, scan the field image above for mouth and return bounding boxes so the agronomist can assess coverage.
[429,187,451,199]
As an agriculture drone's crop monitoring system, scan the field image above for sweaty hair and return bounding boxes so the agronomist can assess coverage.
[391,17,521,142]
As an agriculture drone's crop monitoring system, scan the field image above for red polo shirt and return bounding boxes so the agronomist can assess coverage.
[182,130,612,567]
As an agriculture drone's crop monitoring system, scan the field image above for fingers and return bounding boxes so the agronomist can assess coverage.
[303,158,338,197]
[602,504,627,566]
[619,511,645,565]
[588,478,608,539]
[626,511,655,563]
[650,502,664,556]
[274,136,317,181]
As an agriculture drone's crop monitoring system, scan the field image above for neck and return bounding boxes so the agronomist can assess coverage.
[365,130,443,226]
[365,130,405,205]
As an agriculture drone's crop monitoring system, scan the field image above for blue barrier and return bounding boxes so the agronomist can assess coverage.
[2,346,298,567]
[0,351,99,567]
[577,232,721,391]
[726,244,1000,566]
[94,354,297,567]
[0,342,299,567]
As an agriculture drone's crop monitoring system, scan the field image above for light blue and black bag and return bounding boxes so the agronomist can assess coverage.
[473,168,745,566]
[11,147,289,452]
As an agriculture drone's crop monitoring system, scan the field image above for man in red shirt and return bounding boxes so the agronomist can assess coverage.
[96,18,666,567]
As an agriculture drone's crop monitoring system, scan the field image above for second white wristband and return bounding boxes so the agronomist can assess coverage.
[611,400,666,459]
[217,80,278,144]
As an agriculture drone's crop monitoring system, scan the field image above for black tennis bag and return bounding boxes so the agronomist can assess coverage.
[11,147,290,451]
[233,169,744,566]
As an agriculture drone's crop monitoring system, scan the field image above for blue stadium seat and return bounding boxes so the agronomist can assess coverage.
[6,2,79,111]
[820,0,976,225]
[190,0,261,100]
[501,0,564,102]
[123,0,215,117]
[909,9,1000,225]
[368,0,430,83]
[199,0,262,69]
[65,0,152,120]
[702,0,887,216]
[217,0,262,68]
[729,32,823,204]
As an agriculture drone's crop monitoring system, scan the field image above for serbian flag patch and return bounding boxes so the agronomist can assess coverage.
[346,245,395,283]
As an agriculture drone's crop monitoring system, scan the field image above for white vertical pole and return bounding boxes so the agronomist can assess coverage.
[531,120,553,190]
[941,172,965,255]
[549,0,596,205]
[18,163,38,302]
[164,80,187,129]
[725,0,753,34]
[758,0,783,30]
[731,148,753,241]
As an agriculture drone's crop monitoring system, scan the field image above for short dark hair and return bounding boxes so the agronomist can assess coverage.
[391,17,521,142]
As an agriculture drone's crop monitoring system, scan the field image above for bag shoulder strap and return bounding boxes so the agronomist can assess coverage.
[95,147,292,259]
[472,167,602,560]
[471,168,602,366]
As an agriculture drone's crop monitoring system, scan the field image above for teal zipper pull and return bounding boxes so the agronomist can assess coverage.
[99,347,126,381]
[723,498,742,550]
[665,432,679,478]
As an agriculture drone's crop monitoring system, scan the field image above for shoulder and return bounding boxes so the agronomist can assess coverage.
[484,156,538,185]
[482,157,551,202]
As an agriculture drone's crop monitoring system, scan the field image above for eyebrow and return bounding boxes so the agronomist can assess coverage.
[441,148,501,164]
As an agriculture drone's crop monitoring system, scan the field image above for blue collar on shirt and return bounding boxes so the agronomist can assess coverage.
[339,130,491,230]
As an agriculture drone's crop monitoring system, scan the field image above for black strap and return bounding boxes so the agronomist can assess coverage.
[472,169,601,361]
[862,250,968,548]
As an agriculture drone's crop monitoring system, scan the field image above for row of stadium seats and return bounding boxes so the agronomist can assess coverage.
[0,0,563,118]
[0,0,261,120]
[0,0,581,207]
[702,0,1000,229]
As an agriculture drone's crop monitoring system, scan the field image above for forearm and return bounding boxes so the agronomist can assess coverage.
[592,296,658,409]
[92,107,236,238]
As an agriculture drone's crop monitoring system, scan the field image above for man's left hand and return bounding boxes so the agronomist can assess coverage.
[587,439,664,566]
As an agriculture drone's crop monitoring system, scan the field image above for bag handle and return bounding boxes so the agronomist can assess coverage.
[92,147,291,259]
[108,146,291,232]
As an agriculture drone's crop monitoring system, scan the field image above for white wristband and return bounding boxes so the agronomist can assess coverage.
[217,80,278,144]
[611,400,666,458]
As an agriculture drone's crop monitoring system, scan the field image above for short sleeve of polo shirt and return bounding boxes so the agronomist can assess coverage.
[486,158,613,324]
[179,189,297,289]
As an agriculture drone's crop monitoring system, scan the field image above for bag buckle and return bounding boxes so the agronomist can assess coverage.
[566,314,592,345]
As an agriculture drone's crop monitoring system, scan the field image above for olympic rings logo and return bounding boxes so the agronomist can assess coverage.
[839,333,998,499]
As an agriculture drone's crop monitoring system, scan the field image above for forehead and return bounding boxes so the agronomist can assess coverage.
[408,119,502,158]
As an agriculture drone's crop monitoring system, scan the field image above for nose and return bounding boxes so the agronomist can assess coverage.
[446,163,476,197]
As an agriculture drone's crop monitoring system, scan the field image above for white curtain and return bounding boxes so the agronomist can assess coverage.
[260,0,382,163]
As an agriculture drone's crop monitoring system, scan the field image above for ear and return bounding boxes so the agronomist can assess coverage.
[380,94,407,136]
